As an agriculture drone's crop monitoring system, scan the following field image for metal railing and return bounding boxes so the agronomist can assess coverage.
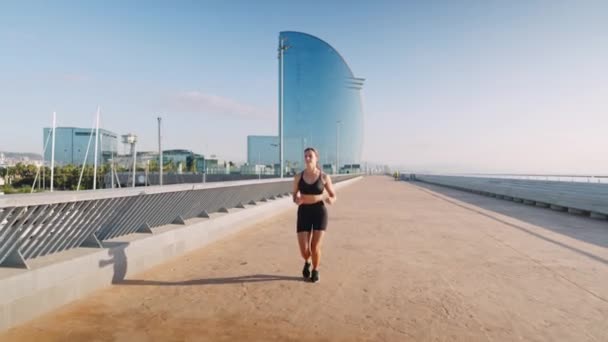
[0,174,359,269]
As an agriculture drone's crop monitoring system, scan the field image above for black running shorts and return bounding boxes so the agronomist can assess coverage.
[297,202,328,232]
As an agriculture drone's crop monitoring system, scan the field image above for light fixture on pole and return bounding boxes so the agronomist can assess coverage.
[278,35,290,178]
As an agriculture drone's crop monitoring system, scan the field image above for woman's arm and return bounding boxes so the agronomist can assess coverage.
[323,174,337,204]
[293,174,303,205]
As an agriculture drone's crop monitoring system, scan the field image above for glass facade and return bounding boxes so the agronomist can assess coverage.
[280,31,364,174]
[247,135,279,165]
[43,127,118,166]
[162,149,192,168]
[162,149,205,172]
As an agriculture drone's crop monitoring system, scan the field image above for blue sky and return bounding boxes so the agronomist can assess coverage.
[1,1,607,173]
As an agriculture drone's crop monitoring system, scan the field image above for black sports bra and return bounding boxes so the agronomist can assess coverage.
[298,171,324,195]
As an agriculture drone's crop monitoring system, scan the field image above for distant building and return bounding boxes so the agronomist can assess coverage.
[114,149,206,173]
[322,164,336,175]
[0,152,43,167]
[240,164,266,175]
[162,149,207,173]
[341,164,361,174]
[42,127,118,166]
[280,31,365,173]
[162,149,191,168]
[204,155,229,174]
[112,151,158,170]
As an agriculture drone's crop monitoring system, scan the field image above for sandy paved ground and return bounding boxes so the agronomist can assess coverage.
[2,176,608,341]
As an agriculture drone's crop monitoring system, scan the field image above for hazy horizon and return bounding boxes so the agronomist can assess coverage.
[1,1,607,174]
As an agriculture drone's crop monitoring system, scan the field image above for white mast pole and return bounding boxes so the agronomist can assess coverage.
[77,116,97,191]
[111,140,115,189]
[132,143,137,188]
[50,112,56,192]
[93,106,100,190]
[31,128,53,193]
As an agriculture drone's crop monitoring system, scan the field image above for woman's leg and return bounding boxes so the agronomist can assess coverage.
[297,231,312,261]
[310,230,325,270]
[309,230,325,282]
[298,231,312,278]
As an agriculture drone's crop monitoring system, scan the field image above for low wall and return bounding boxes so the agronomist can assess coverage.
[414,175,608,220]
[0,176,362,331]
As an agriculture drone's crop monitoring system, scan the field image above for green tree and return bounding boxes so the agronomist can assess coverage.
[148,159,159,172]
[165,160,175,173]
[13,163,26,179]
[11,163,38,188]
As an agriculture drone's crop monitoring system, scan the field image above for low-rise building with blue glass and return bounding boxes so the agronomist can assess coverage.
[42,127,118,166]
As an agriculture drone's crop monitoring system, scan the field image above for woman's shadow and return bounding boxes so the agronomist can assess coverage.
[98,242,303,285]
[117,274,304,286]
[98,242,129,284]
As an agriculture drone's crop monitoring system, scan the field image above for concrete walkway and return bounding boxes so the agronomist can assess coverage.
[2,176,608,341]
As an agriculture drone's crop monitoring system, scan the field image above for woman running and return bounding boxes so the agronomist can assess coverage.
[293,147,337,283]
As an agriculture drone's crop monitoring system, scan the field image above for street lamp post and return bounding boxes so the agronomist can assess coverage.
[270,143,279,177]
[336,120,342,175]
[50,112,56,192]
[302,137,307,169]
[158,117,163,186]
[278,36,290,179]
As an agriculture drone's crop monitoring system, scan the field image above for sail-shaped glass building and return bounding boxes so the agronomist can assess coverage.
[280,31,364,174]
